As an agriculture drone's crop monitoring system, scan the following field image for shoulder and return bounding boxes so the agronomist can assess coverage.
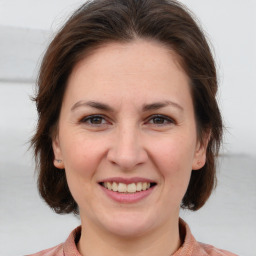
[26,243,64,256]
[26,226,81,256]
[199,242,239,256]
[176,219,238,256]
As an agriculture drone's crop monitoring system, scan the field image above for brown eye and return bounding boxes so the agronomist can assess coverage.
[152,117,166,124]
[147,115,175,125]
[81,115,108,126]
[89,116,104,124]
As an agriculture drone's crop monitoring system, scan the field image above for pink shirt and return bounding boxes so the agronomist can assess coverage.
[27,219,238,256]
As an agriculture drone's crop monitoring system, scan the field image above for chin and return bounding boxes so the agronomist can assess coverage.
[106,223,151,238]
[99,211,155,238]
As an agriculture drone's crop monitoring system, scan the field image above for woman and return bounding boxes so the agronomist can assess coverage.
[29,0,237,255]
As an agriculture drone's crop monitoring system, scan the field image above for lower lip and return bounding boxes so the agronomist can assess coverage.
[100,185,155,203]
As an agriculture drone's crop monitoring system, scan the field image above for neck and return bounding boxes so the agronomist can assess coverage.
[77,217,181,256]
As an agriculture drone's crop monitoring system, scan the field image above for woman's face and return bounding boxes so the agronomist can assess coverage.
[53,39,207,237]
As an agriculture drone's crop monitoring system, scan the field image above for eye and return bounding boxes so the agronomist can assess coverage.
[80,115,109,126]
[146,115,175,126]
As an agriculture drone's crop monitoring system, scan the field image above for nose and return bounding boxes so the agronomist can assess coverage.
[107,125,148,171]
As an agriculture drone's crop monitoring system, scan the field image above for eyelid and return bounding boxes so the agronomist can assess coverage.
[145,114,176,125]
[78,114,175,127]
[79,114,111,126]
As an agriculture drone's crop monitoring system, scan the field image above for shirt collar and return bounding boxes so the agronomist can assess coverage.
[63,218,202,256]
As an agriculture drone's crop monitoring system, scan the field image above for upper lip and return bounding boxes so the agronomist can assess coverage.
[98,177,157,184]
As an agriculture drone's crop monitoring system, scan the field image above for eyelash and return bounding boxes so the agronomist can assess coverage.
[146,114,175,126]
[79,115,110,126]
[79,114,175,127]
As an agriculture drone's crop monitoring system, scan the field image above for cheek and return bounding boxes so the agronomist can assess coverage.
[149,136,195,188]
[61,136,105,204]
[60,135,106,199]
[61,133,102,173]
[151,134,195,168]
[147,138,194,215]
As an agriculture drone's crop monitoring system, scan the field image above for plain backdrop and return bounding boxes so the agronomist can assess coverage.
[0,1,255,255]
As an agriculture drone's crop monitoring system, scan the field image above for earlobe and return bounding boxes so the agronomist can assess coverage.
[192,153,206,170]
[52,136,65,169]
[192,132,210,170]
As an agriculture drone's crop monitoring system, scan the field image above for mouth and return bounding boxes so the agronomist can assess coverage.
[99,181,157,193]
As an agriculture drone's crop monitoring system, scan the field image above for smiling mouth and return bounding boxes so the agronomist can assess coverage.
[99,182,156,193]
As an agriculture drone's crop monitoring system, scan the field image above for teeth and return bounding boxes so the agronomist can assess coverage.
[118,183,127,193]
[142,182,147,191]
[127,183,136,193]
[112,182,118,192]
[102,181,153,193]
[107,182,111,190]
[136,182,142,191]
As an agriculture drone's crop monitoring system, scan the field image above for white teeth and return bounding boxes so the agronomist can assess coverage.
[107,182,112,190]
[127,183,136,193]
[118,183,127,193]
[102,181,153,193]
[142,182,147,191]
[112,182,118,192]
[136,182,142,191]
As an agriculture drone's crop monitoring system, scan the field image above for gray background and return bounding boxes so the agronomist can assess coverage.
[0,0,255,255]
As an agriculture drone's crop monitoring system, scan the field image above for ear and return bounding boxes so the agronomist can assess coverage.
[52,135,65,169]
[192,131,211,170]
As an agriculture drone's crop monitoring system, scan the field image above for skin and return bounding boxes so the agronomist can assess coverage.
[52,39,208,256]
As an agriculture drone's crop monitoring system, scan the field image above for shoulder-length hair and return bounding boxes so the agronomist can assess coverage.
[32,0,223,214]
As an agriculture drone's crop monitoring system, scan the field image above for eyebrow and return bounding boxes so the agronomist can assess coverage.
[142,101,183,112]
[71,100,115,112]
[71,100,183,112]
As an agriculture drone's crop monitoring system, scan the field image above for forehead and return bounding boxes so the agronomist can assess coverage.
[71,39,185,79]
[64,39,191,107]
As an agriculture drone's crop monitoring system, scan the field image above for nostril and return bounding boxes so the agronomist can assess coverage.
[106,138,148,170]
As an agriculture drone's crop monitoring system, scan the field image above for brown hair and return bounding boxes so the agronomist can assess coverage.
[32,0,222,214]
